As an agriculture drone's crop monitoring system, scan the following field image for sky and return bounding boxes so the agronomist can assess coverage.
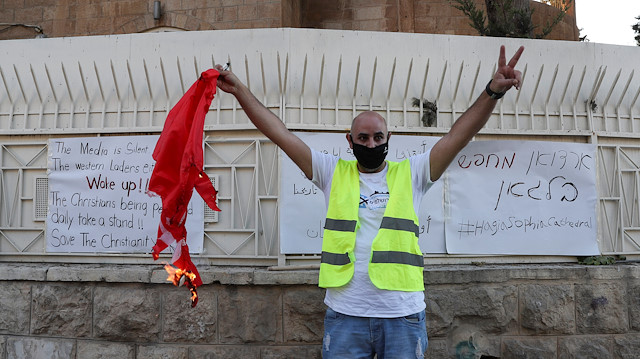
[575,0,639,46]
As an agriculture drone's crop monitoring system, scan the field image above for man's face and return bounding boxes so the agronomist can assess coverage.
[347,111,389,149]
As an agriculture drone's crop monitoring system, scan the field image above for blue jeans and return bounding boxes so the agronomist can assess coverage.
[322,308,428,359]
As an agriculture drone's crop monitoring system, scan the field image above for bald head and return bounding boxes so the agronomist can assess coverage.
[350,111,388,137]
[347,111,390,151]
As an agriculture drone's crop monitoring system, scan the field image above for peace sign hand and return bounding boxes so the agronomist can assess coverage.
[490,45,525,94]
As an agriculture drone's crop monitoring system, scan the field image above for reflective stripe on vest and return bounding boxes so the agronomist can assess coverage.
[321,251,351,265]
[324,218,357,232]
[319,159,424,291]
[380,216,419,237]
[371,250,424,267]
[318,159,359,288]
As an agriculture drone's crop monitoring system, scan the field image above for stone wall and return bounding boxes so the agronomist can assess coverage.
[0,0,578,41]
[1,262,640,358]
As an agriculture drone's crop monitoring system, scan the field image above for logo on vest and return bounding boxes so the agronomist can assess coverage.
[359,191,389,210]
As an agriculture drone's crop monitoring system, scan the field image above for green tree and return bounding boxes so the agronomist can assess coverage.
[451,0,572,39]
[633,16,640,46]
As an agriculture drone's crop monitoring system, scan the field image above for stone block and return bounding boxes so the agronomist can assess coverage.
[261,346,322,359]
[628,281,640,330]
[25,0,52,6]
[0,263,46,281]
[116,17,136,34]
[218,286,282,344]
[445,325,501,359]
[220,6,238,22]
[6,337,75,359]
[52,19,76,36]
[93,285,161,342]
[194,7,218,21]
[350,0,386,6]
[46,264,151,283]
[502,337,557,359]
[283,286,325,343]
[424,339,450,359]
[238,4,258,21]
[353,19,386,31]
[257,2,280,20]
[114,1,147,17]
[70,2,102,19]
[3,0,26,10]
[575,283,628,334]
[43,5,63,21]
[30,283,92,337]
[0,282,31,334]
[425,285,518,337]
[137,345,188,359]
[354,6,384,21]
[583,265,626,280]
[253,269,317,286]
[424,266,510,285]
[613,334,640,358]
[221,0,244,6]
[164,0,183,11]
[507,265,584,281]
[424,2,452,18]
[76,341,134,359]
[189,345,260,358]
[557,336,612,359]
[162,285,217,343]
[414,17,436,33]
[184,15,201,31]
[99,2,116,18]
[520,284,575,335]
[0,9,15,23]
[627,265,640,279]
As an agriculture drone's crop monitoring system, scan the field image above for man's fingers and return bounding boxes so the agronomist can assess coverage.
[498,45,506,68]
[507,46,525,68]
[514,70,522,90]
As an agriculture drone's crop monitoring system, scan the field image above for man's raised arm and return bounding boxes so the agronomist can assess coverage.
[215,65,313,179]
[429,45,524,182]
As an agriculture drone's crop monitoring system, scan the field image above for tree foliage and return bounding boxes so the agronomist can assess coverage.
[633,16,640,46]
[450,0,572,39]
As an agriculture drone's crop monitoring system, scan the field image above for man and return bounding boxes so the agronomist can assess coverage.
[215,45,524,358]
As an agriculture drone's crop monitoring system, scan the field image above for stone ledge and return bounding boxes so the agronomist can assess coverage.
[0,262,639,285]
[0,263,47,281]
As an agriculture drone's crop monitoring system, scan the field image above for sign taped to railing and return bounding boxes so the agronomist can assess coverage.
[445,140,598,255]
[46,135,204,253]
[280,132,444,254]
[281,134,599,256]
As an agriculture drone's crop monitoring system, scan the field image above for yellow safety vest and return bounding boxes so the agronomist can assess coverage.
[318,159,425,291]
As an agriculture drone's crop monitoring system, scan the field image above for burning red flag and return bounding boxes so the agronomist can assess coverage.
[149,69,221,303]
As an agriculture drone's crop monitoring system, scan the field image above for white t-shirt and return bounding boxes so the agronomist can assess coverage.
[311,149,434,318]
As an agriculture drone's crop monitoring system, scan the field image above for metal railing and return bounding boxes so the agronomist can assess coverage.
[1,29,639,265]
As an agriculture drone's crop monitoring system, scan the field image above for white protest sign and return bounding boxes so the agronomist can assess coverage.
[280,132,444,254]
[47,135,204,253]
[445,140,598,255]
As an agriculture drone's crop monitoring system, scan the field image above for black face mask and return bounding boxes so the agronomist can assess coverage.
[350,136,389,170]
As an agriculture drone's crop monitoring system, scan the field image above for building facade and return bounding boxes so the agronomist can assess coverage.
[0,0,578,41]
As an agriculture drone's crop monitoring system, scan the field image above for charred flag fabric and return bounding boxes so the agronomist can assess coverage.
[148,69,221,287]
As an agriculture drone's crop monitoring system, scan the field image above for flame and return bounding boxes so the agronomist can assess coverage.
[164,264,195,285]
[189,286,198,307]
[164,264,199,307]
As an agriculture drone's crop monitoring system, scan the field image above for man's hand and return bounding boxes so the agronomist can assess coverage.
[489,45,524,94]
[214,64,240,95]
[429,45,525,182]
